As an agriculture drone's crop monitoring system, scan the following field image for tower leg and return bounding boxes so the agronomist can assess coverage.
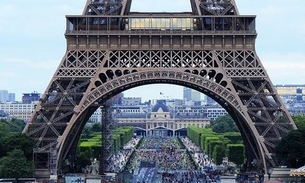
[100,101,115,174]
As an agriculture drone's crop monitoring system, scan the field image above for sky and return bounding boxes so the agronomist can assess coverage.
[0,0,305,102]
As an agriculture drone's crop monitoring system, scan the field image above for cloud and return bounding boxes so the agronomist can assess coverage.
[260,5,284,16]
[297,23,305,39]
[0,1,82,36]
[0,3,15,12]
[260,52,305,84]
[0,57,57,100]
[2,58,58,70]
[262,52,305,68]
[0,71,16,78]
[0,4,15,29]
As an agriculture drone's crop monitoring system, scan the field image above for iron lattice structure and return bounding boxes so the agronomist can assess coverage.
[100,101,118,173]
[23,0,297,177]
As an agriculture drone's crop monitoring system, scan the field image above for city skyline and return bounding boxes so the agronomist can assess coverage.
[1,0,305,102]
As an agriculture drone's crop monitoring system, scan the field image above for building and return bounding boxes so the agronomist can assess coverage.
[205,106,228,121]
[183,87,192,101]
[117,100,211,137]
[0,109,8,118]
[0,102,37,121]
[22,92,41,104]
[183,87,201,103]
[0,94,226,125]
[8,93,16,102]
[191,89,201,101]
[89,104,150,124]
[206,96,217,106]
[161,99,184,108]
[114,93,124,105]
[122,97,142,105]
[288,103,305,115]
[107,93,124,105]
[174,104,227,121]
[89,107,102,123]
[0,90,8,102]
[275,85,305,103]
[0,90,15,102]
[274,85,305,115]
[275,84,305,95]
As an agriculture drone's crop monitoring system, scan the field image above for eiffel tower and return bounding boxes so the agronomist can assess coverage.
[23,0,297,177]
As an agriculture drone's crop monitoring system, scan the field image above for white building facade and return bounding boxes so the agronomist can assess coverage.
[0,102,37,121]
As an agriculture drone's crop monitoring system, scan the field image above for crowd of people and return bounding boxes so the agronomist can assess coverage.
[161,171,221,183]
[130,137,196,173]
[106,135,222,182]
[108,138,140,172]
[181,137,216,171]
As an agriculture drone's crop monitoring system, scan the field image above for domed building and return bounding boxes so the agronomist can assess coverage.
[148,101,172,136]
[151,101,170,113]
[117,100,210,137]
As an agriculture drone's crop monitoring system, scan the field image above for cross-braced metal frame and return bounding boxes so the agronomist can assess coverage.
[23,0,297,177]
[100,101,118,173]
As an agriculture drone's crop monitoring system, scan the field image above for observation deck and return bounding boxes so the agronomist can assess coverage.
[64,13,257,51]
[65,13,256,36]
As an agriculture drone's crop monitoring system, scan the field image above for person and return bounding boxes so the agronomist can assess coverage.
[251,159,257,171]
[267,168,273,180]
[241,159,247,172]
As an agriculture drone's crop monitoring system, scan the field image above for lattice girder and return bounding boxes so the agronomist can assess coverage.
[100,103,116,173]
[23,45,296,174]
[23,46,296,173]
[56,64,268,168]
[83,0,131,16]
[231,78,295,160]
[191,0,239,16]
[23,78,91,169]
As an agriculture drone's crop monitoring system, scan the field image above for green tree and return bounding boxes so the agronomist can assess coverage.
[210,115,239,133]
[81,126,91,139]
[0,122,10,137]
[9,118,26,132]
[275,129,305,168]
[227,144,245,165]
[212,145,226,165]
[0,118,26,132]
[292,115,305,130]
[90,123,102,132]
[2,133,35,160]
[0,122,10,158]
[0,120,34,160]
[0,149,34,178]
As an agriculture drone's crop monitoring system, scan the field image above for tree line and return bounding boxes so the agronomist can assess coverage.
[64,124,135,173]
[207,114,305,168]
[0,119,34,178]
